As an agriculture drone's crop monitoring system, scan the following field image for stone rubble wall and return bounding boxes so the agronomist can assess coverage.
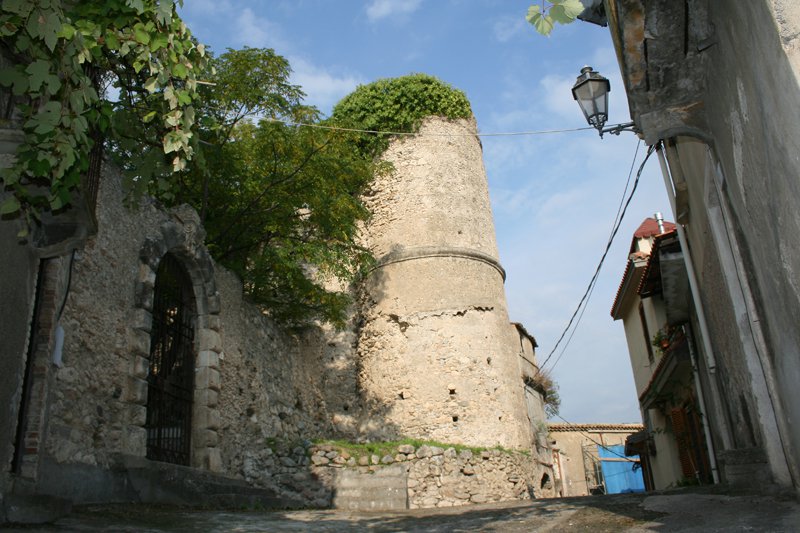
[46,165,358,481]
[238,441,555,509]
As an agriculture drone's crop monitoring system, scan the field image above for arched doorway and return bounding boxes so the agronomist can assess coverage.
[145,253,196,465]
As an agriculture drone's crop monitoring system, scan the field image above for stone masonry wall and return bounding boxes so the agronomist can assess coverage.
[238,441,555,509]
[37,117,552,508]
[44,165,354,492]
[355,117,535,450]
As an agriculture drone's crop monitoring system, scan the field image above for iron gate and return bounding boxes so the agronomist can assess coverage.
[145,253,195,465]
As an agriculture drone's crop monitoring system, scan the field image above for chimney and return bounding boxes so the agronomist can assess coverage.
[654,212,665,234]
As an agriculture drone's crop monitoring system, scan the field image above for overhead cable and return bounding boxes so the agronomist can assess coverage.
[262,117,601,137]
[540,143,655,370]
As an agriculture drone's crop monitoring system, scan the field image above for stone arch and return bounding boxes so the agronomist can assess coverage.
[126,206,222,471]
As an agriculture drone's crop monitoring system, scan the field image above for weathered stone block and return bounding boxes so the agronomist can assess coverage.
[196,350,219,369]
[129,329,151,357]
[196,329,222,352]
[195,447,222,472]
[194,388,219,408]
[132,355,149,380]
[195,367,220,391]
[127,404,146,426]
[130,308,153,332]
[192,428,219,448]
[122,425,146,456]
[123,377,148,405]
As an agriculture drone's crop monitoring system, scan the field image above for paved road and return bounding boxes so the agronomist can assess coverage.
[8,489,800,532]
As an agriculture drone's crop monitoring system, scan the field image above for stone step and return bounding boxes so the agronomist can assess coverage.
[332,464,409,511]
[2,494,72,525]
[123,458,304,509]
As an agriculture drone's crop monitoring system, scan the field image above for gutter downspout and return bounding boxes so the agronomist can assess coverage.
[655,141,728,479]
[685,323,720,484]
[656,143,717,374]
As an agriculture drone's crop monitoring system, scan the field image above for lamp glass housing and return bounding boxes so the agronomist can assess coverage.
[572,66,610,130]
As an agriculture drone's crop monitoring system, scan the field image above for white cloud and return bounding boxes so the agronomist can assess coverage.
[366,0,422,22]
[233,8,291,51]
[289,58,365,114]
[540,74,580,121]
[492,15,525,43]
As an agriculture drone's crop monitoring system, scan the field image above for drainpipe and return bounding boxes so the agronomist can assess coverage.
[655,141,730,473]
[655,142,717,372]
[685,323,720,484]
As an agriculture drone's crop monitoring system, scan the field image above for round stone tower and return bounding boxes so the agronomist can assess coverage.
[357,116,532,449]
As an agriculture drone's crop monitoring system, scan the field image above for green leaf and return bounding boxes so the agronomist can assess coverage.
[549,0,583,24]
[150,33,168,51]
[29,100,62,134]
[26,59,53,92]
[156,2,173,25]
[143,76,158,93]
[142,110,157,123]
[525,4,542,23]
[0,196,20,216]
[126,0,145,14]
[105,30,120,50]
[40,9,61,51]
[58,23,75,40]
[172,62,188,79]
[552,0,584,16]
[531,12,554,36]
[133,23,150,44]
[2,0,33,17]
[0,66,28,94]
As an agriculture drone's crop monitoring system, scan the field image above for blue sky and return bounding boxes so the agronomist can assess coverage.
[179,0,670,424]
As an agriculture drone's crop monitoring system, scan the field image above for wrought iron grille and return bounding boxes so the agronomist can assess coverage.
[145,253,196,466]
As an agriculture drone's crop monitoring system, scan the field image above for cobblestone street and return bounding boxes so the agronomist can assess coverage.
[8,489,799,532]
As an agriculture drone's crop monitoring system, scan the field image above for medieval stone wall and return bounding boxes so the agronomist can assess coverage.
[31,115,551,509]
[41,165,351,498]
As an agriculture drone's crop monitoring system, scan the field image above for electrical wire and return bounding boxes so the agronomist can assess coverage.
[262,117,601,137]
[540,143,656,370]
[545,139,642,372]
[553,414,639,463]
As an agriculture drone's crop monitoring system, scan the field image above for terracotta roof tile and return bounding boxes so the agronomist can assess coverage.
[548,423,644,432]
[611,218,677,318]
[633,217,676,240]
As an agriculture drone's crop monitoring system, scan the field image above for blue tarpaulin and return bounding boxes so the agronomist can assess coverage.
[598,445,646,494]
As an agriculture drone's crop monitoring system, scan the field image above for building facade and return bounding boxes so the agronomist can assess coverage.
[548,423,645,497]
[597,0,800,491]
[612,217,714,490]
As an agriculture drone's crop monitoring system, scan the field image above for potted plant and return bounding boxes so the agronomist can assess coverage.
[651,327,671,352]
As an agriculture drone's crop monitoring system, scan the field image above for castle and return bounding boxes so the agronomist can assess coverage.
[1,115,554,514]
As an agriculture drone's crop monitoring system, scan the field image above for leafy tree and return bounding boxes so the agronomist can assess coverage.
[0,0,205,234]
[526,0,583,36]
[155,48,377,328]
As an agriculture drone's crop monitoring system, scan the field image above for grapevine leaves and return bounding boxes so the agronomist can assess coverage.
[526,0,584,36]
[0,0,206,224]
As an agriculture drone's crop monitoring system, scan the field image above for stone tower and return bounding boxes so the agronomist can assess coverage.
[357,116,534,449]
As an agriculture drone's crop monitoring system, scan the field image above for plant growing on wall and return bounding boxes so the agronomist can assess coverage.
[328,73,473,159]
[0,0,206,234]
[527,369,561,418]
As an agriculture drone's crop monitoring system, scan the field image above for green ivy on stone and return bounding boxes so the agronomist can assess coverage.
[329,73,473,159]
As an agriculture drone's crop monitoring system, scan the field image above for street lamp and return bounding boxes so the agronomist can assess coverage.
[571,66,636,138]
